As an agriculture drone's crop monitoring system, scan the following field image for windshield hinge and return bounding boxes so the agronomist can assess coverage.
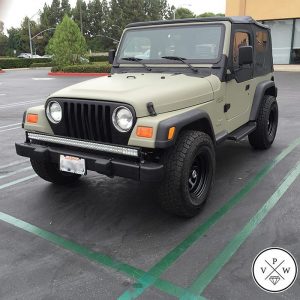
[147,102,157,116]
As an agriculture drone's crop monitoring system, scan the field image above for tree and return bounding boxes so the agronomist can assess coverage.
[61,0,71,17]
[0,21,4,34]
[47,15,87,68]
[0,21,9,56]
[72,0,88,36]
[197,12,225,18]
[175,7,195,19]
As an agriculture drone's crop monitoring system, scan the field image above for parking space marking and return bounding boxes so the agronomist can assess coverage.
[32,78,55,81]
[0,166,32,179]
[0,126,21,133]
[0,94,6,96]
[0,210,202,300]
[0,99,43,110]
[0,123,22,129]
[118,137,300,300]
[0,159,29,170]
[0,174,37,190]
[181,161,300,298]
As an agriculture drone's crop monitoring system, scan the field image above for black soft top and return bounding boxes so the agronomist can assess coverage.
[126,16,269,30]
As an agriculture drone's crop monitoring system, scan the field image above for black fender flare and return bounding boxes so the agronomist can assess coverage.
[155,109,215,148]
[250,80,277,121]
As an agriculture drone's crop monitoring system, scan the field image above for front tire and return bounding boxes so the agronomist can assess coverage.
[158,131,215,217]
[249,95,278,150]
[31,159,81,185]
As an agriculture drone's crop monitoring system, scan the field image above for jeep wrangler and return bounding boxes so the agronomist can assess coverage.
[16,16,278,217]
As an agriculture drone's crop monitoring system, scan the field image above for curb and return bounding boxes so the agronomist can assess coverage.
[48,72,109,77]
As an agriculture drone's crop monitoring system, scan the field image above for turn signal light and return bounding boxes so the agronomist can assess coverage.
[136,126,153,138]
[27,113,38,123]
[168,127,176,140]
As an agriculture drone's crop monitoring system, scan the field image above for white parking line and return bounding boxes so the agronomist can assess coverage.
[0,126,21,133]
[0,160,29,170]
[0,99,43,110]
[0,123,22,129]
[32,78,55,80]
[0,174,37,190]
[0,166,32,180]
[0,94,6,96]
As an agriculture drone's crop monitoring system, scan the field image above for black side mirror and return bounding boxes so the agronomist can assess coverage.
[238,46,253,66]
[108,49,116,64]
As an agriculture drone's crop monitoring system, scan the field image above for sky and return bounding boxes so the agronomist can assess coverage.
[0,0,226,33]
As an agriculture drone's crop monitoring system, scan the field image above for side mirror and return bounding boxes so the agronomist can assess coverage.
[238,46,253,66]
[108,49,116,64]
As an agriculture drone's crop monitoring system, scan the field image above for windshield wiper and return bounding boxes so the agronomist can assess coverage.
[121,57,152,71]
[161,56,198,73]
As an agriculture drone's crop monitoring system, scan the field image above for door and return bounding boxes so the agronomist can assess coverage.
[225,30,255,131]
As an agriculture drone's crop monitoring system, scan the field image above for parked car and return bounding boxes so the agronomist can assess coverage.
[17,53,31,59]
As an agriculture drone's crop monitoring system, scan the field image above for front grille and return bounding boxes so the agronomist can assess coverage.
[46,98,136,146]
[63,101,112,143]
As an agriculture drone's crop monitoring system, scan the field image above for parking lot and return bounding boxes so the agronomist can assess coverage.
[0,69,299,299]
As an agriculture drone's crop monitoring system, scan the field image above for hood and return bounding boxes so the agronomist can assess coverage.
[50,73,214,117]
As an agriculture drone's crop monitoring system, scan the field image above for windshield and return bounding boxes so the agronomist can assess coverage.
[117,24,224,64]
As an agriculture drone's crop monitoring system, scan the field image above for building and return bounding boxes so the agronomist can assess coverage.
[226,0,300,64]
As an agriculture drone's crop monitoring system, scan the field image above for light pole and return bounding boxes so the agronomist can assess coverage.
[28,11,40,57]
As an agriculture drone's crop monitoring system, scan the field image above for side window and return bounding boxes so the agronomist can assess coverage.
[233,32,250,68]
[256,31,268,53]
[255,30,270,75]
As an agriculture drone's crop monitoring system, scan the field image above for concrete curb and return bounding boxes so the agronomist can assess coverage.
[48,72,109,77]
[274,65,300,72]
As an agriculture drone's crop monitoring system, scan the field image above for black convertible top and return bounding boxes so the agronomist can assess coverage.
[126,16,269,30]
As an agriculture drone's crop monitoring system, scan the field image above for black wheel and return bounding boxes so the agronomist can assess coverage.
[158,130,215,217]
[249,95,278,150]
[30,159,81,185]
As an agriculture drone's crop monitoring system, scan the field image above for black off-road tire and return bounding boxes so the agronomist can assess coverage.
[249,95,278,150]
[158,130,215,218]
[30,159,81,185]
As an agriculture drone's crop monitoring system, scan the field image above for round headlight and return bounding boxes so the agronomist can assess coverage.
[46,101,62,124]
[112,106,133,132]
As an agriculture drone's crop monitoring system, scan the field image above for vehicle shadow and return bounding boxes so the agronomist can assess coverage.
[33,139,278,268]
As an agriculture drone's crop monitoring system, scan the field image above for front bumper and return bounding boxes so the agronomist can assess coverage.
[15,135,164,182]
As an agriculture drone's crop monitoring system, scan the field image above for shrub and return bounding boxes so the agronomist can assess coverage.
[51,63,111,73]
[0,58,51,69]
[30,62,53,68]
[89,56,108,63]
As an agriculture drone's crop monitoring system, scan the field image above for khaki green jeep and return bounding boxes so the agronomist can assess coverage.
[16,16,278,217]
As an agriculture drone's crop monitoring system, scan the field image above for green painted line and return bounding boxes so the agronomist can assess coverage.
[0,211,198,298]
[0,166,32,180]
[0,168,203,298]
[0,174,37,190]
[118,138,300,300]
[181,161,300,298]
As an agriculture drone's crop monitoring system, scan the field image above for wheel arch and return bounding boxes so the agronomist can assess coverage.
[250,80,277,121]
[155,109,215,148]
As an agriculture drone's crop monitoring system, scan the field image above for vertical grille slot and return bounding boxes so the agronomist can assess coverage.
[62,100,116,143]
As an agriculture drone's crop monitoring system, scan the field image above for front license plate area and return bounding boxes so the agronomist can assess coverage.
[60,155,86,175]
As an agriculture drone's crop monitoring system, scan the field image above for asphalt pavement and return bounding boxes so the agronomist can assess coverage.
[0,69,299,300]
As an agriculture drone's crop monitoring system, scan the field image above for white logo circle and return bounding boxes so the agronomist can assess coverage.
[252,247,298,293]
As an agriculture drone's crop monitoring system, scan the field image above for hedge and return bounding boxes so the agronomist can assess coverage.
[30,62,53,68]
[0,58,52,69]
[51,63,111,73]
[88,55,108,63]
